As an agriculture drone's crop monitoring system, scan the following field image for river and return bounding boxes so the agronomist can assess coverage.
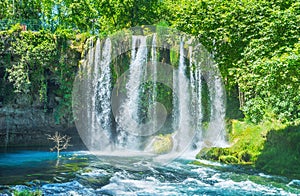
[0,150,299,195]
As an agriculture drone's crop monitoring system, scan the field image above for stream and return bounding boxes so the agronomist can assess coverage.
[0,150,300,195]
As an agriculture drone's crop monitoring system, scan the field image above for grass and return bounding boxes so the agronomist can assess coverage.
[196,119,300,179]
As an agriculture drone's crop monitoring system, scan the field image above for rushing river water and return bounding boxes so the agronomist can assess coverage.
[0,150,300,195]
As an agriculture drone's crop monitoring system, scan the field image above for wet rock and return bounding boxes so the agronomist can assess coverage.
[151,134,173,154]
[0,185,10,191]
[77,175,111,189]
[53,176,66,183]
[0,105,84,148]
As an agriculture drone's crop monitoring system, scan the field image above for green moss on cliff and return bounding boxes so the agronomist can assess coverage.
[0,24,88,124]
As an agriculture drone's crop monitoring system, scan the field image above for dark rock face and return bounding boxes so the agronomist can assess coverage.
[0,105,84,149]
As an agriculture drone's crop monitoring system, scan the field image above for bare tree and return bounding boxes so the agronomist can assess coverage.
[47,132,71,157]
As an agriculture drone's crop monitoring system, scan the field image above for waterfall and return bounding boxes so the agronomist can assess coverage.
[206,71,226,146]
[116,36,148,149]
[189,47,203,148]
[207,40,226,146]
[172,39,193,152]
[86,39,94,149]
[173,41,227,150]
[90,39,99,149]
[78,38,112,151]
[95,38,112,149]
[151,34,158,135]
[74,30,227,162]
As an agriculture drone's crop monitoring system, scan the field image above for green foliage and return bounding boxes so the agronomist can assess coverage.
[0,0,41,20]
[225,87,244,119]
[13,189,42,196]
[256,125,300,179]
[39,0,164,34]
[196,120,300,178]
[165,0,300,124]
[236,41,300,123]
[138,81,173,122]
[1,24,84,124]
[5,25,57,106]
[197,119,285,164]
[6,60,31,94]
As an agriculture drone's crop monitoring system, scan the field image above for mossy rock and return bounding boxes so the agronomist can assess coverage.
[78,175,111,188]
[237,150,252,163]
[196,147,230,161]
[152,134,173,154]
[219,155,239,164]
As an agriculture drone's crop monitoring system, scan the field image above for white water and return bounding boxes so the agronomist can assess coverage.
[189,46,203,149]
[76,33,227,160]
[116,36,148,149]
[95,38,112,149]
[86,39,94,148]
[172,39,193,153]
[90,39,99,149]
[6,151,299,195]
[80,38,112,151]
[151,34,158,136]
[206,58,227,147]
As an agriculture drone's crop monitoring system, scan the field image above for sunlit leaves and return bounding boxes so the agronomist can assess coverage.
[164,0,300,123]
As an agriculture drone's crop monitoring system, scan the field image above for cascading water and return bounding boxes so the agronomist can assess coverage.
[74,28,227,164]
[206,70,226,146]
[172,39,193,152]
[189,46,203,149]
[151,34,157,136]
[86,39,94,149]
[77,38,113,151]
[116,36,148,149]
[90,39,99,149]
[206,40,226,146]
[95,38,112,149]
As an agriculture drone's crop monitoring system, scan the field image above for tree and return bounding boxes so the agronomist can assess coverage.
[164,0,300,123]
[47,131,71,157]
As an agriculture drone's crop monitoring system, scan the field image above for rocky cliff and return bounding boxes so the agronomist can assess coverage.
[0,26,87,149]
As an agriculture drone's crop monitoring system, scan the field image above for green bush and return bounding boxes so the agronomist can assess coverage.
[256,126,300,179]
[196,120,300,178]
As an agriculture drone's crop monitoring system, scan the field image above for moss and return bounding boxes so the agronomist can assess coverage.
[219,155,239,164]
[197,147,230,161]
[13,189,42,196]
[195,120,300,178]
[237,150,252,163]
[78,175,111,188]
[0,26,86,125]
